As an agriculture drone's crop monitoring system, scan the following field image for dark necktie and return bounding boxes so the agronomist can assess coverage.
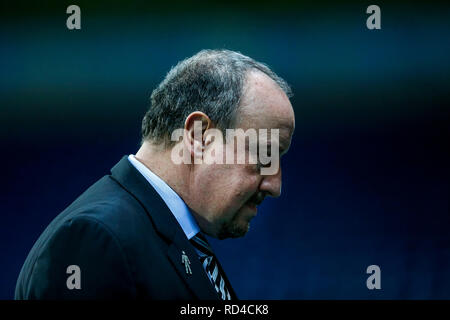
[190,232,231,300]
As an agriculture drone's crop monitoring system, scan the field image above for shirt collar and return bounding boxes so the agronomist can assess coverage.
[127,154,200,240]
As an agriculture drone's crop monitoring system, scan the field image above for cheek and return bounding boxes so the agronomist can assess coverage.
[199,166,240,201]
[229,171,260,203]
[200,165,260,212]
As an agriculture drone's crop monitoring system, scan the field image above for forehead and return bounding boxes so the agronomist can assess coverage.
[236,71,295,149]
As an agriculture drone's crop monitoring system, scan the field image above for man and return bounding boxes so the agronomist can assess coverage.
[15,49,295,300]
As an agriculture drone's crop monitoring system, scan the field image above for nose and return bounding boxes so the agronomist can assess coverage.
[259,166,282,198]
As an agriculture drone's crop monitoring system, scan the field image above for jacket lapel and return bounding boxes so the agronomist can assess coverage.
[167,232,221,300]
[110,156,220,300]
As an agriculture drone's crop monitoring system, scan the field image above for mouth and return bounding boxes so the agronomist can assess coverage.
[245,192,265,213]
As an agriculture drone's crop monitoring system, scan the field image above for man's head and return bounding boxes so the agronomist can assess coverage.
[138,49,295,239]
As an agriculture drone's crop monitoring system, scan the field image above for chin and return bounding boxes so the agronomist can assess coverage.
[218,218,251,239]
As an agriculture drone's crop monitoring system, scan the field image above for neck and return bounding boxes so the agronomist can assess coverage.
[135,141,192,205]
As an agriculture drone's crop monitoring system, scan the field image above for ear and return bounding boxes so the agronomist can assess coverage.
[183,111,212,163]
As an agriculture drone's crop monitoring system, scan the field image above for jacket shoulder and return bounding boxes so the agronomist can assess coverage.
[15,215,137,299]
[15,175,160,299]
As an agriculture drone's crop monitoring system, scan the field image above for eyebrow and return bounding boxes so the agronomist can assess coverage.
[264,142,289,157]
[279,139,292,156]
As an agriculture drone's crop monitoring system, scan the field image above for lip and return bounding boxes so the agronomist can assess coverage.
[246,202,258,212]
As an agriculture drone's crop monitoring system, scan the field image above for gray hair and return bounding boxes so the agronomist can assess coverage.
[141,49,292,146]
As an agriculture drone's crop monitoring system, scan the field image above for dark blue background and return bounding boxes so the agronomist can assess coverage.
[1,1,449,299]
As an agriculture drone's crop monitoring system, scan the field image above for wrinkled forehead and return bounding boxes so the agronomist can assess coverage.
[235,71,295,151]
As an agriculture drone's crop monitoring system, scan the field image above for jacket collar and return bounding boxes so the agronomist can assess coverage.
[110,156,227,300]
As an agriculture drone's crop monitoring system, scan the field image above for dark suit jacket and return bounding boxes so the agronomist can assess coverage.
[15,156,238,300]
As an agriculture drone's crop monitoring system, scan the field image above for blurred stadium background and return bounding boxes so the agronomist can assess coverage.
[1,0,449,299]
